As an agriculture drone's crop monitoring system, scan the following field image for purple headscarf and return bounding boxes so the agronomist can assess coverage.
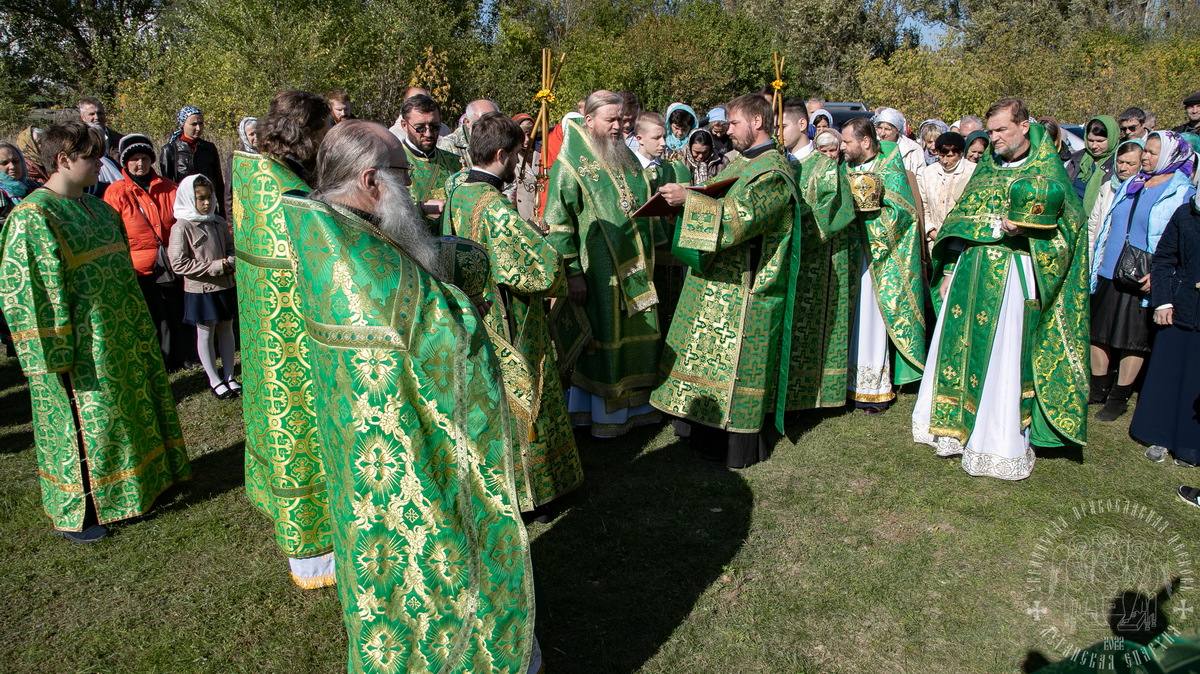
[1126,130,1195,195]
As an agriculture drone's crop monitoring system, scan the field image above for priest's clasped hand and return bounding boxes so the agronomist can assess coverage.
[658,183,688,207]
[998,218,1028,237]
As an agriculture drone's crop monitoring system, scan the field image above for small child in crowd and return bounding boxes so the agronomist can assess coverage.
[168,174,240,399]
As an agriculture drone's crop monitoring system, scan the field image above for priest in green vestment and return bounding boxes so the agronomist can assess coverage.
[0,121,190,543]
[545,90,662,438]
[840,118,928,414]
[913,98,1089,480]
[390,94,460,233]
[784,136,859,411]
[651,94,802,468]
[443,112,584,514]
[231,90,335,588]
[281,120,534,673]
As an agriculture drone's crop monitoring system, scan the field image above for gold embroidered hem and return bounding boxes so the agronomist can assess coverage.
[291,573,337,590]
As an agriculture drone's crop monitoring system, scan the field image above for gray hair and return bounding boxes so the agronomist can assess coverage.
[585,90,622,117]
[313,120,389,201]
[465,99,499,123]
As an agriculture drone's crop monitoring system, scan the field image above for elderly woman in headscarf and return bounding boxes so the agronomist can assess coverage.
[813,128,842,162]
[917,119,950,165]
[1066,115,1119,215]
[664,102,698,161]
[964,130,989,164]
[238,117,259,153]
[1089,130,1197,422]
[15,126,49,183]
[160,105,226,218]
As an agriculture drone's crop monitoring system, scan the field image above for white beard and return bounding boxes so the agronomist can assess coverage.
[376,171,441,275]
[590,130,640,174]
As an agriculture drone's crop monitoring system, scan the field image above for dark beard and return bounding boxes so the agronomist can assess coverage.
[590,129,640,174]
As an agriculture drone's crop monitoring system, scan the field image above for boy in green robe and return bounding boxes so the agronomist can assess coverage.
[282,120,534,673]
[841,118,928,415]
[0,121,190,543]
[231,90,336,588]
[651,93,801,468]
[443,112,584,516]
[913,98,1089,480]
[545,90,662,438]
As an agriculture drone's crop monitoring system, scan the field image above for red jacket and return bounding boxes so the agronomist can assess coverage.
[103,170,178,275]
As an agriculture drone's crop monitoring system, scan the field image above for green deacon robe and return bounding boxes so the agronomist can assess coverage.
[404,143,461,232]
[928,124,1089,447]
[444,176,584,511]
[280,194,534,674]
[848,141,928,383]
[0,190,190,530]
[545,119,661,410]
[785,151,859,410]
[230,152,333,581]
[643,159,690,329]
[651,145,801,434]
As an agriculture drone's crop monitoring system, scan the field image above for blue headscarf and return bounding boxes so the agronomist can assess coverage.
[170,105,202,144]
[0,143,34,199]
[664,103,698,153]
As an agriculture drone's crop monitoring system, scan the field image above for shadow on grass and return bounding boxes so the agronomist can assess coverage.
[169,366,216,401]
[534,424,753,673]
[157,440,247,512]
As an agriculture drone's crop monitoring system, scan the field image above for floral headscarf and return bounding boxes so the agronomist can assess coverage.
[1125,130,1195,195]
[170,105,202,144]
[238,117,258,153]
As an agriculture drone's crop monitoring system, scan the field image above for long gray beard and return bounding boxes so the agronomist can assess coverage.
[376,171,441,275]
[591,131,640,174]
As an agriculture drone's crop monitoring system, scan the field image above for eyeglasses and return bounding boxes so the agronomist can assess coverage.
[385,165,411,174]
[408,123,438,134]
[1119,124,1140,133]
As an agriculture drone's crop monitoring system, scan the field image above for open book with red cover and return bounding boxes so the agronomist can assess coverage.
[631,176,739,218]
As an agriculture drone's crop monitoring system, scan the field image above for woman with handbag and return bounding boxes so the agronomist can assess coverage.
[1088,130,1196,421]
[104,134,196,370]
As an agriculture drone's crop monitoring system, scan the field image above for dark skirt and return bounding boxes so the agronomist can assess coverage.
[183,287,237,326]
[1130,325,1200,462]
[1090,277,1151,352]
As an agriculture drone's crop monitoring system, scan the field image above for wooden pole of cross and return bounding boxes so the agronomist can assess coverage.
[771,52,786,146]
[525,48,567,190]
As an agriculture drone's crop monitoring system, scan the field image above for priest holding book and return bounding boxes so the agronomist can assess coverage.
[650,93,802,468]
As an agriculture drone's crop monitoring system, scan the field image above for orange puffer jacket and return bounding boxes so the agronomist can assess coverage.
[103,170,178,275]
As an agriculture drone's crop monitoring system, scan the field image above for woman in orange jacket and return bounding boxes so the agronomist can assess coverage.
[104,134,195,370]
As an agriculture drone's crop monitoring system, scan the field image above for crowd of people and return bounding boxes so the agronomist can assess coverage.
[2,84,1199,673]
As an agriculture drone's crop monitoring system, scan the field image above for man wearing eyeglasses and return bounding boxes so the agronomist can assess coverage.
[1117,107,1150,142]
[389,93,460,232]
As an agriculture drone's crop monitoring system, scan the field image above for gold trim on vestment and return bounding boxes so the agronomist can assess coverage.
[66,242,127,269]
[38,470,83,493]
[235,248,293,269]
[11,325,72,341]
[291,572,337,589]
[850,391,896,403]
[91,443,166,488]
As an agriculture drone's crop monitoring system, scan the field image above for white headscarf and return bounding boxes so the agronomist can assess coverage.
[174,174,219,222]
[872,107,907,134]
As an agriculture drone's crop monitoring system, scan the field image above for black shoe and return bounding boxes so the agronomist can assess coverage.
[211,382,234,400]
[1089,372,1115,405]
[224,381,243,399]
[1095,384,1132,421]
[1177,485,1200,508]
[56,524,108,544]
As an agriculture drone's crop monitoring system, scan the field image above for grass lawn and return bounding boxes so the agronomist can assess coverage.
[1,355,1196,673]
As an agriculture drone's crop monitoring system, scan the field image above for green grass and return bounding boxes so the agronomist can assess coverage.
[1,355,1196,673]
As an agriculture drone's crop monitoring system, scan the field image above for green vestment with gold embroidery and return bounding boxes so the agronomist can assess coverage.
[230,152,334,582]
[650,147,801,433]
[444,177,584,511]
[785,151,859,410]
[848,140,928,382]
[280,194,534,674]
[928,124,1089,447]
[0,190,190,531]
[545,119,661,411]
[405,144,460,232]
[643,159,689,329]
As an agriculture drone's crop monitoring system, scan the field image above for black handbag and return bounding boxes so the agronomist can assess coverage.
[1111,189,1150,293]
